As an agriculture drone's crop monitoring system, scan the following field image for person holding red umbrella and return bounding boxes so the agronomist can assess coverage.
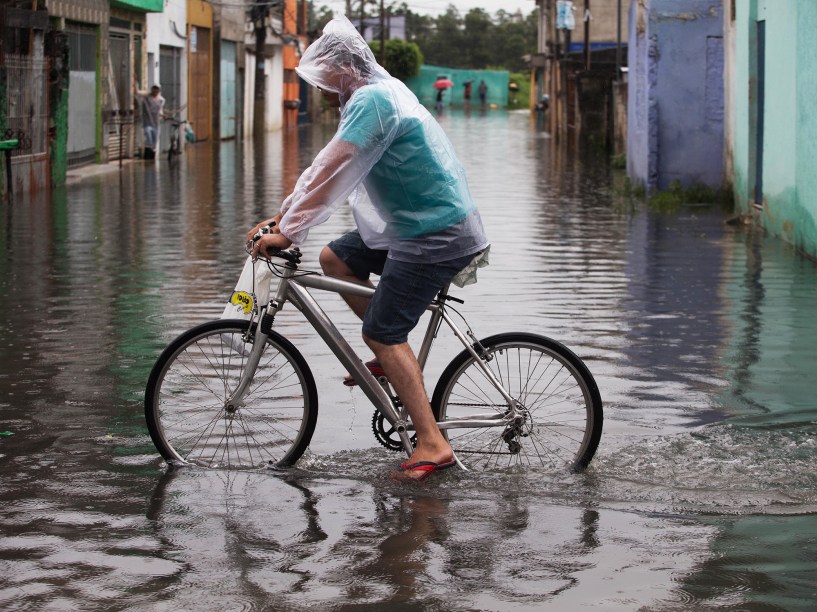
[433,75,454,113]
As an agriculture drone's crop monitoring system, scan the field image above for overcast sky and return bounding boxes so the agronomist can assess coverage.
[319,1,538,19]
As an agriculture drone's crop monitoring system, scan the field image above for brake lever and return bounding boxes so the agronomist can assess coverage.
[246,222,276,253]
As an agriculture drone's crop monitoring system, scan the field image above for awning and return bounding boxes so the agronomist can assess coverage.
[110,0,163,12]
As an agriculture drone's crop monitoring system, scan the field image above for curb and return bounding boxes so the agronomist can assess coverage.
[66,159,141,185]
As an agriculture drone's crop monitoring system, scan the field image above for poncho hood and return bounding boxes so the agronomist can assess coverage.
[295,15,390,106]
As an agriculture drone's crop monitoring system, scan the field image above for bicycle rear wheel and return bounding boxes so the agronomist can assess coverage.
[431,333,602,472]
[167,134,176,163]
[145,319,318,469]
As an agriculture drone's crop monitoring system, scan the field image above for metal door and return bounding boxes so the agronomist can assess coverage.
[220,40,237,139]
[159,45,182,151]
[107,32,132,160]
[65,24,97,166]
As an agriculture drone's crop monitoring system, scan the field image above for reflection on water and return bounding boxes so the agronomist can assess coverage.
[134,465,716,610]
[1,111,816,608]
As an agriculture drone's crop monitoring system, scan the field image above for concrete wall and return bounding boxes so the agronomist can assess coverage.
[626,0,653,188]
[242,47,284,135]
[570,0,630,45]
[220,5,245,42]
[796,2,817,258]
[732,0,817,258]
[145,1,187,84]
[626,0,724,192]
[722,0,736,189]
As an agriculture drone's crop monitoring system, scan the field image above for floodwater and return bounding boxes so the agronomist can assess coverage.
[2,109,816,610]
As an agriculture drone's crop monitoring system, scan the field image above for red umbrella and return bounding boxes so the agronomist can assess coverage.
[433,78,454,89]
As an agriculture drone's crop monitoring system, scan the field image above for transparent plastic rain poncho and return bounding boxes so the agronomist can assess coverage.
[279,16,488,265]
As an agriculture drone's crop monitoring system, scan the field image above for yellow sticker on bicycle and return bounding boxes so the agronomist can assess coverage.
[230,291,254,314]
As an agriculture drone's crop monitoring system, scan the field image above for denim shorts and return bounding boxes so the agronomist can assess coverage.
[327,230,474,345]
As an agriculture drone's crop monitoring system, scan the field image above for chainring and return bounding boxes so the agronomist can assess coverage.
[372,409,416,451]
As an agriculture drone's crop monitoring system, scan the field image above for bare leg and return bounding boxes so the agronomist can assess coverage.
[324,246,453,476]
[319,246,371,319]
[364,337,453,475]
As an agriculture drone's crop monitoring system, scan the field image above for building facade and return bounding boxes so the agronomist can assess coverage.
[3,1,305,199]
[531,0,629,151]
[727,0,817,259]
[144,0,187,151]
[626,0,725,193]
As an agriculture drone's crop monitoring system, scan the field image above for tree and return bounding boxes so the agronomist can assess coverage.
[463,9,493,68]
[409,4,538,71]
[369,38,423,81]
[421,5,465,68]
[392,2,434,44]
[307,2,335,36]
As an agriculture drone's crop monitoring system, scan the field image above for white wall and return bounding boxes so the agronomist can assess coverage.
[243,46,284,135]
[145,0,188,109]
[266,49,284,132]
[243,50,255,139]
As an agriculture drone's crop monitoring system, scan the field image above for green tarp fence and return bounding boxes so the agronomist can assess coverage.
[405,64,509,108]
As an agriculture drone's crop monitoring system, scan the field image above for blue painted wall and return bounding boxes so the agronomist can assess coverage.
[627,0,725,192]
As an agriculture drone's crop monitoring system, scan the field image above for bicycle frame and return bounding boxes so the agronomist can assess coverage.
[227,261,520,456]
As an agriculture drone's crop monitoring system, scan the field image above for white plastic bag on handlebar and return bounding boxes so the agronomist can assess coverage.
[221,256,273,321]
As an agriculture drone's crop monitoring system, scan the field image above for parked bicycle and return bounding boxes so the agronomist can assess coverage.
[164,105,188,164]
[144,244,603,473]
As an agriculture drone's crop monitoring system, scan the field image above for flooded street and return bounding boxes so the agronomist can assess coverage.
[1,110,816,610]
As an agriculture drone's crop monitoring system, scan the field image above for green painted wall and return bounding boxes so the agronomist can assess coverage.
[733,0,817,259]
[731,1,753,215]
[0,68,6,198]
[405,65,509,108]
[49,29,70,186]
[795,1,817,257]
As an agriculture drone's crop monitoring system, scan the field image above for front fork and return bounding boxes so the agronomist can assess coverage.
[224,264,291,413]
[223,309,273,414]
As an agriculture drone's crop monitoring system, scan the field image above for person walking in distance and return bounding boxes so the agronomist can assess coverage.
[246,16,489,481]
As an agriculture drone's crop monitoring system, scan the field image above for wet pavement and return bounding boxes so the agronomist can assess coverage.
[1,109,816,610]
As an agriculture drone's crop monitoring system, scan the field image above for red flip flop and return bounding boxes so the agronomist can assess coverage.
[343,360,386,387]
[394,458,457,482]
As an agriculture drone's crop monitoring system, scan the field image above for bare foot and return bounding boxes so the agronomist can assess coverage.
[392,455,456,482]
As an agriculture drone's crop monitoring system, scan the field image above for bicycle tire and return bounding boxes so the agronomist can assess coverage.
[145,319,318,469]
[431,333,602,472]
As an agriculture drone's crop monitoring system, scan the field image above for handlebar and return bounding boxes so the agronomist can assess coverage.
[246,222,302,264]
[265,247,302,264]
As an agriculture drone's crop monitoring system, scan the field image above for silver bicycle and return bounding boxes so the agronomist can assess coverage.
[144,248,603,473]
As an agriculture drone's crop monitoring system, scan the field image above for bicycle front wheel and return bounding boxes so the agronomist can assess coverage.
[145,319,318,469]
[431,333,602,472]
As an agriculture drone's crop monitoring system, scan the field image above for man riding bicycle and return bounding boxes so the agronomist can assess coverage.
[247,16,489,481]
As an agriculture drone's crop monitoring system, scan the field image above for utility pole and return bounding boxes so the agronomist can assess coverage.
[251,3,269,134]
[346,0,352,18]
[379,0,386,64]
[615,0,622,77]
[584,0,590,70]
[359,0,366,38]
